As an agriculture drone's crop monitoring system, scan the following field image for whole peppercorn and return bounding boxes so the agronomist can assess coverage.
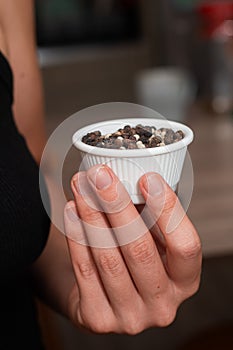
[149,136,162,147]
[164,129,175,145]
[82,124,184,149]
[175,130,184,141]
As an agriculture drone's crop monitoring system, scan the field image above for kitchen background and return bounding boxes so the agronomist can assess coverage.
[35,1,233,349]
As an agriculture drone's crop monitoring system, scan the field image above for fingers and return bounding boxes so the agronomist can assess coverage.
[64,166,202,333]
[85,165,170,302]
[139,173,202,289]
[64,201,115,330]
[70,173,141,318]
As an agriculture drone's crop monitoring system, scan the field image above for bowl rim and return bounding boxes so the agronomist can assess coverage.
[72,118,194,158]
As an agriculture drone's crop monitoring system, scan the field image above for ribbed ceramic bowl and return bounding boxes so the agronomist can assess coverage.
[72,118,194,204]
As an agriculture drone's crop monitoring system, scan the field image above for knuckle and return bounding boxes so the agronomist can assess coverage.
[121,315,144,335]
[191,277,201,295]
[177,239,202,260]
[123,322,144,336]
[78,304,117,334]
[154,303,177,328]
[128,239,155,266]
[100,182,131,214]
[86,316,116,334]
[82,207,101,222]
[88,321,114,334]
[105,195,128,214]
[157,311,176,328]
[66,228,85,245]
[186,282,200,298]
[181,276,201,300]
[99,252,124,277]
[162,191,177,216]
[78,261,96,279]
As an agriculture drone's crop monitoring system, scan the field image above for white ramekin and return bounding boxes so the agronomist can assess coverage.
[72,118,194,204]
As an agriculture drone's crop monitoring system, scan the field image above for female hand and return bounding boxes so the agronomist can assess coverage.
[64,164,202,334]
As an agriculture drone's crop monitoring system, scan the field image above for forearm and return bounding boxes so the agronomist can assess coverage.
[12,54,47,164]
[0,0,47,164]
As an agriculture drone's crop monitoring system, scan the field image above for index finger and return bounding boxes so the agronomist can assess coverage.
[86,165,170,300]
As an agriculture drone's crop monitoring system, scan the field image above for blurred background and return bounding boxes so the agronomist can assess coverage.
[35,1,233,349]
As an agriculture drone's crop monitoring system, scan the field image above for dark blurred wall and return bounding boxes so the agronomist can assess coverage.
[35,0,142,46]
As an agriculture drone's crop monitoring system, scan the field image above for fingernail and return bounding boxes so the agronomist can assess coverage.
[65,204,80,222]
[87,165,113,190]
[74,172,91,196]
[144,173,164,196]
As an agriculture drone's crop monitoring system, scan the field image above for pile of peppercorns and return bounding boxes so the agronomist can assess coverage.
[81,124,184,149]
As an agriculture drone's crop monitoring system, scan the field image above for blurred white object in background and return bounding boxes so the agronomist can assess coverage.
[135,66,196,122]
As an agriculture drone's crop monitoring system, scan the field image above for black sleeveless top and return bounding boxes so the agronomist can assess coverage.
[0,52,50,348]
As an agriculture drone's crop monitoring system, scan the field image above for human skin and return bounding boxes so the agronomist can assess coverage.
[64,165,202,334]
[0,0,202,335]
